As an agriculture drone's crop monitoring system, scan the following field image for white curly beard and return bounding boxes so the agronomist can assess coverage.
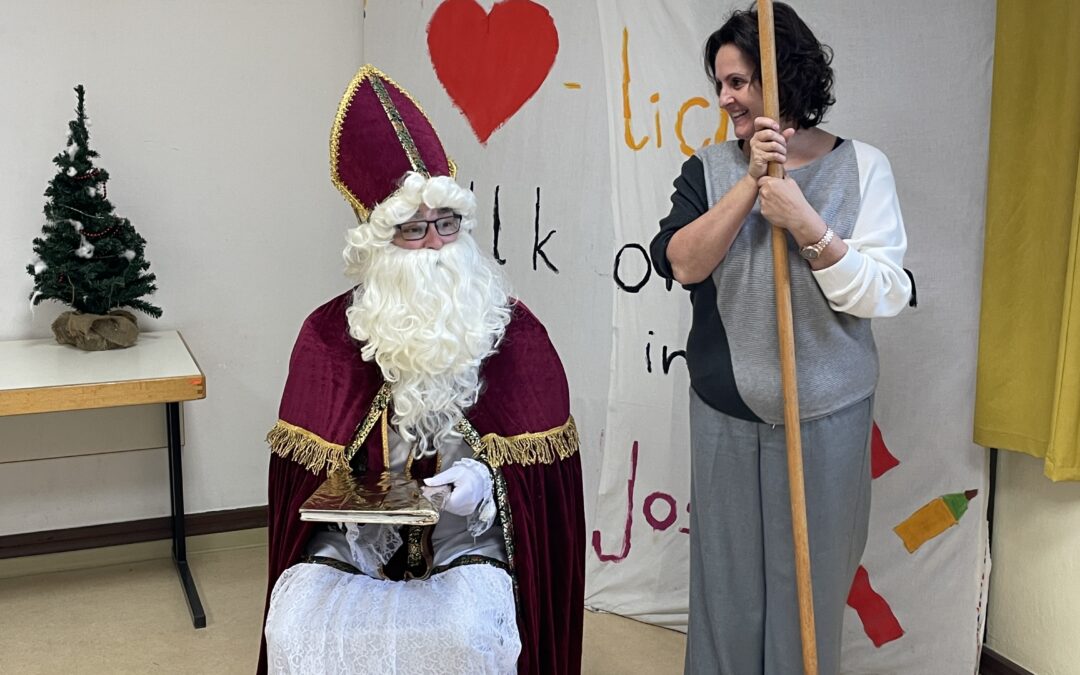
[346,233,512,458]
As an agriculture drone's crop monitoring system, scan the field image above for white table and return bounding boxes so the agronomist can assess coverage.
[0,330,208,628]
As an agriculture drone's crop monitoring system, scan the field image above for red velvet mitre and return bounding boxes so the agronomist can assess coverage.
[330,65,457,221]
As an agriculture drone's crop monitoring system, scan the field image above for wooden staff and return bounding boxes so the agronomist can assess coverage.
[756,1,818,673]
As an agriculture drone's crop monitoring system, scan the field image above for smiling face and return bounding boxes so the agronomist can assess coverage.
[713,43,764,141]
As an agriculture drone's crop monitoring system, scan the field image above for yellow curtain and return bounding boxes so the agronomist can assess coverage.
[974,0,1080,481]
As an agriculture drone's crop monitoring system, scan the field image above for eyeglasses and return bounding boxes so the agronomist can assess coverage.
[395,214,462,241]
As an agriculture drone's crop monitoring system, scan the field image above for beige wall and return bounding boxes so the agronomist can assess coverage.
[0,1,365,533]
[987,450,1080,674]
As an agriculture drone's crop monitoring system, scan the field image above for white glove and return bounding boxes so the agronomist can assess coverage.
[423,458,492,516]
[423,457,495,523]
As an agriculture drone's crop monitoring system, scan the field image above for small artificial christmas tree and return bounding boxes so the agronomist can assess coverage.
[27,85,161,350]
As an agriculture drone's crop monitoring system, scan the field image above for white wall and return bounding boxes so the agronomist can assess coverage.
[0,1,365,533]
[987,451,1080,674]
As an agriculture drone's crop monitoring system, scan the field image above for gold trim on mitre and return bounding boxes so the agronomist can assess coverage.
[329,64,458,223]
[370,74,427,176]
[467,416,580,469]
[266,419,348,474]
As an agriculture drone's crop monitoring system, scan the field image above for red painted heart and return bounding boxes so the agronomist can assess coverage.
[427,0,559,144]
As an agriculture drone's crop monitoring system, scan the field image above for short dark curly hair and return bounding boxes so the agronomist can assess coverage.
[703,2,835,129]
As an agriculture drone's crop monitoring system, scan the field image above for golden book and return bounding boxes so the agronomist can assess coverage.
[299,471,450,525]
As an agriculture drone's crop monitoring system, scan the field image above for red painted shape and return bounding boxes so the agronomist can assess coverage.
[643,492,677,531]
[871,421,900,479]
[591,440,638,562]
[427,0,559,143]
[847,565,904,647]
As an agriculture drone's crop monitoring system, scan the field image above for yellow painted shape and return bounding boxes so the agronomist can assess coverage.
[620,28,648,150]
[893,498,957,553]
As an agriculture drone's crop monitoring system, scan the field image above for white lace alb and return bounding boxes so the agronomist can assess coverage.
[265,562,519,674]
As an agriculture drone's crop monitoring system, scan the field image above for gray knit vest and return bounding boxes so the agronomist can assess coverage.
[699,140,877,424]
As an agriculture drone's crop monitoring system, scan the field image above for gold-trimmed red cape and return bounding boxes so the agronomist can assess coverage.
[257,291,585,675]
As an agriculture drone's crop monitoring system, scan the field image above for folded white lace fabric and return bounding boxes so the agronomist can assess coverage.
[265,562,520,674]
[344,523,403,577]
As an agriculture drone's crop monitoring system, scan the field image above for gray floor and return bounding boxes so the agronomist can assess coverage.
[0,532,685,674]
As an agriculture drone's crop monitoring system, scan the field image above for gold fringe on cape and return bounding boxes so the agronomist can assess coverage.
[480,416,579,469]
[266,420,347,475]
[267,416,579,474]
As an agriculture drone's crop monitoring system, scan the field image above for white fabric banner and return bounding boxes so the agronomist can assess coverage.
[585,1,719,627]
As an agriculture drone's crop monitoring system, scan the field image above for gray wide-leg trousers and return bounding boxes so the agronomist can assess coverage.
[685,390,873,675]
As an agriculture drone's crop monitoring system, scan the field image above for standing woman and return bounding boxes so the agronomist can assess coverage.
[649,3,911,674]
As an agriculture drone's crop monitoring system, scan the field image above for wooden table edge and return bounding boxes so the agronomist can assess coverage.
[0,374,207,417]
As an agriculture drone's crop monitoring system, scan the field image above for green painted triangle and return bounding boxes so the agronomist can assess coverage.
[942,491,973,520]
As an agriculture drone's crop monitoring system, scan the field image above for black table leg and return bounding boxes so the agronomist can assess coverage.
[167,401,206,629]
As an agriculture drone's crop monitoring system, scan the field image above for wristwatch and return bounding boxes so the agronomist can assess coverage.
[799,227,834,260]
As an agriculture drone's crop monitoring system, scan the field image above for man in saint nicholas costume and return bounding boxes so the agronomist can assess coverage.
[257,65,585,674]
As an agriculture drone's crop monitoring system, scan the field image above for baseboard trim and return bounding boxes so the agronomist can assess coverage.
[981,646,1034,675]
[0,506,268,559]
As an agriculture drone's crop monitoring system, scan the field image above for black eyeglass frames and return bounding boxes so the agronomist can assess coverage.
[395,214,462,241]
